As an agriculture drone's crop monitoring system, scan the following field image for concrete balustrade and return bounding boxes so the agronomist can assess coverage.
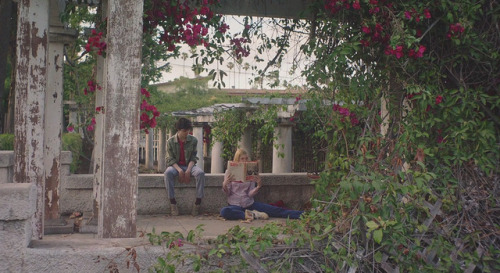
[0,151,313,217]
[0,151,13,183]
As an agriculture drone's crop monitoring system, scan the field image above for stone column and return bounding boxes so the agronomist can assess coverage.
[210,140,224,173]
[192,124,204,171]
[44,0,77,223]
[237,127,252,158]
[157,127,166,173]
[92,0,108,230]
[96,0,143,238]
[145,131,154,169]
[272,121,293,173]
[14,0,49,240]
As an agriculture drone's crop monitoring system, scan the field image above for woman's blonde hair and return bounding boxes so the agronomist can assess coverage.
[233,148,249,162]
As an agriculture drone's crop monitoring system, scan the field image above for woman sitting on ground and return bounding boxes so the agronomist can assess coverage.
[220,148,304,221]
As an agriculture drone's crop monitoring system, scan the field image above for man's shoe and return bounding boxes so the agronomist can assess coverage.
[170,204,179,216]
[192,204,200,216]
[250,210,269,220]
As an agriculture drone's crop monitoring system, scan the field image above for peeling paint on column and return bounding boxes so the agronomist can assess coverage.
[44,158,60,219]
[14,0,50,240]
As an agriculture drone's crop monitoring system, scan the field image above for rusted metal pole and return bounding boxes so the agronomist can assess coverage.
[14,0,49,240]
[97,0,143,238]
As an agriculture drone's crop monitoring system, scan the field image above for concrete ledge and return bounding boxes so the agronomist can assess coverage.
[20,237,174,273]
[0,151,13,167]
[62,173,313,216]
[0,183,37,220]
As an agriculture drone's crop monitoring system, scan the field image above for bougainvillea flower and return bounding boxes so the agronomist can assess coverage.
[424,9,431,19]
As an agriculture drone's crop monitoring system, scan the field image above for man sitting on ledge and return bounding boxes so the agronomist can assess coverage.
[164,117,205,216]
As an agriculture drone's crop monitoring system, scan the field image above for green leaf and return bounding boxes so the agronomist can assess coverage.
[374,251,383,263]
[366,221,379,231]
[373,229,383,244]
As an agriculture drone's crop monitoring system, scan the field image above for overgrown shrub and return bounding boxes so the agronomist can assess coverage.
[62,133,82,173]
[0,134,14,150]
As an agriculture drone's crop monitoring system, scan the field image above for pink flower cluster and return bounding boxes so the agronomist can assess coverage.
[218,23,229,33]
[344,2,432,60]
[85,29,107,55]
[447,23,465,39]
[230,37,250,59]
[144,0,218,51]
[84,80,101,95]
[404,8,431,22]
[168,239,184,249]
[87,117,96,131]
[333,104,359,126]
[435,95,443,105]
[385,44,426,59]
[140,88,160,134]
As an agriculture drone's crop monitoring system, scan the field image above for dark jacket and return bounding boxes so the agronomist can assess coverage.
[166,133,199,167]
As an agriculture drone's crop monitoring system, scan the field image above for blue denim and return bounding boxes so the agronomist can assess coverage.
[164,165,205,199]
[220,202,303,220]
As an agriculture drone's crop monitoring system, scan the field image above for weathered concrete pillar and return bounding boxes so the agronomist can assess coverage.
[14,0,49,240]
[237,127,252,158]
[145,131,154,169]
[92,0,108,229]
[96,0,143,238]
[193,124,204,171]
[272,121,293,173]
[44,0,77,222]
[157,126,166,173]
[210,140,224,173]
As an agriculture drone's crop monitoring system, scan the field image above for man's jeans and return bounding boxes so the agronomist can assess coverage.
[164,165,205,199]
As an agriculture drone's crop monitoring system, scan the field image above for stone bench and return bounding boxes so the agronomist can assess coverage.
[62,173,313,215]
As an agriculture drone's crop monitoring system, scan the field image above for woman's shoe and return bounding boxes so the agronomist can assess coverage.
[244,209,254,220]
[251,210,269,220]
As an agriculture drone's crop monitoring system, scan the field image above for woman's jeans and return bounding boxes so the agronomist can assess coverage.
[164,165,205,199]
[220,202,303,220]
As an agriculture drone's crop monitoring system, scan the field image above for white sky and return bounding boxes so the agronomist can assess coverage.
[159,16,309,89]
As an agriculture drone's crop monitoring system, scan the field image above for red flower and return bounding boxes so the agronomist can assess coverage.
[435,95,443,105]
[423,8,431,19]
[395,45,404,59]
[141,88,151,98]
[352,1,360,10]
[218,23,229,33]
[416,45,426,58]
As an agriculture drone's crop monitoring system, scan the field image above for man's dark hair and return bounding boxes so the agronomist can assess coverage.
[176,117,193,130]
